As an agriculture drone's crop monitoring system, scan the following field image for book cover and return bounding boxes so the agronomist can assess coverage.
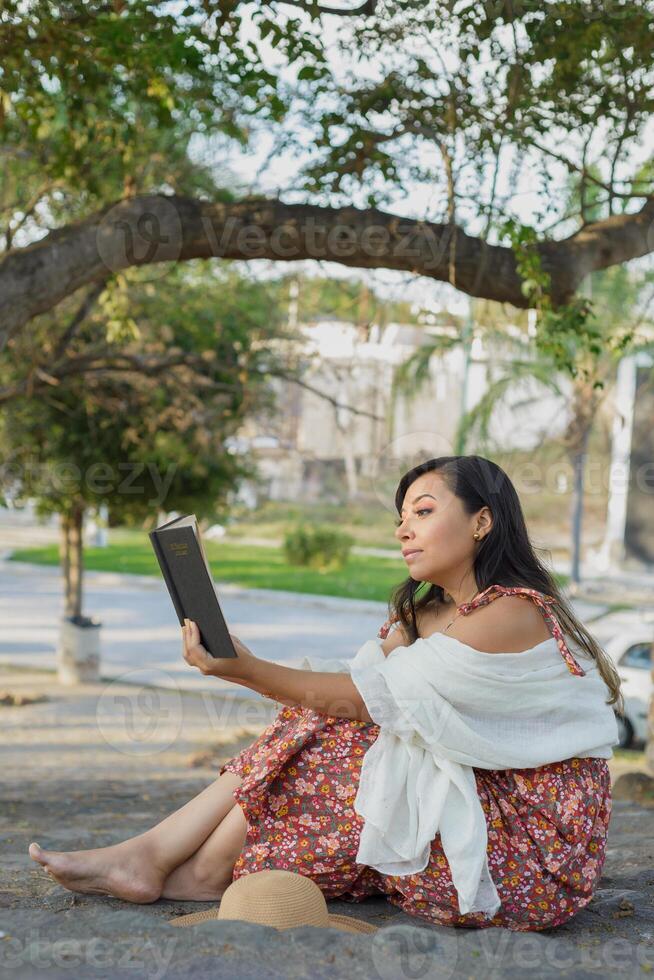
[149,516,237,659]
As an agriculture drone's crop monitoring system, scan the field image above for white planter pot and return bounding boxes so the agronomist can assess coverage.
[57,616,101,685]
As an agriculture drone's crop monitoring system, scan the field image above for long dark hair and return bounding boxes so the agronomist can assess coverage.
[389,455,623,710]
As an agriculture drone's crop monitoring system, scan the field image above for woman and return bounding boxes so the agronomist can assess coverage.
[28,455,622,931]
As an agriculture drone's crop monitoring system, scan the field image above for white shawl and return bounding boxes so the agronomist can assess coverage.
[303,632,618,918]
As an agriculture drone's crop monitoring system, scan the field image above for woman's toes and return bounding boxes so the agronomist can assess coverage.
[28,842,49,866]
[28,842,163,903]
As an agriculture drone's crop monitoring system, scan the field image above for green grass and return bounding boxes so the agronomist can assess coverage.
[9,530,405,603]
[225,499,400,550]
[10,524,570,602]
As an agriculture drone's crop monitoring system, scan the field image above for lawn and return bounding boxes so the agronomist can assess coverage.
[9,529,406,603]
[10,523,570,602]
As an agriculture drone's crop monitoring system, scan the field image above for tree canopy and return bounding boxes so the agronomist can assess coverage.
[2,0,654,349]
[0,261,289,515]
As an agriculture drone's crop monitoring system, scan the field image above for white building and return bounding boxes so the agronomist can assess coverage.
[233,316,579,505]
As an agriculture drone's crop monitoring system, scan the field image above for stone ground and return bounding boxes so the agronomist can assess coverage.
[1,667,654,980]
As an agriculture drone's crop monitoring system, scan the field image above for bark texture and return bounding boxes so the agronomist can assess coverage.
[2,194,654,345]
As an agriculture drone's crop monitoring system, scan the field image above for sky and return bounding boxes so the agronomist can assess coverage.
[188,4,654,318]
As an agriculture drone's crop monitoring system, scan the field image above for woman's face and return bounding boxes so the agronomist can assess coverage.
[394,471,488,584]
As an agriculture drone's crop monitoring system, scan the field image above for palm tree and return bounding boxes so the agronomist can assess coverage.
[392,277,654,587]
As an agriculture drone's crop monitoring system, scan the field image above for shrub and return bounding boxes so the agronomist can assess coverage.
[283,524,354,572]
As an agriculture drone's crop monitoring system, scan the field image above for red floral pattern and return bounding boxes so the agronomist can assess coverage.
[219,588,612,931]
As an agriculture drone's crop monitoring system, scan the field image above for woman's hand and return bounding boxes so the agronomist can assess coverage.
[380,622,410,658]
[182,619,258,683]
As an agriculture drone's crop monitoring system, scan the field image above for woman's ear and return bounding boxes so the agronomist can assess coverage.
[478,506,493,534]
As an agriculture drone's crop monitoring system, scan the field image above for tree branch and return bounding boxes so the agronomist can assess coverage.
[50,277,110,363]
[0,340,383,424]
[267,366,383,421]
[0,349,220,405]
[2,179,67,251]
[520,132,651,201]
[272,0,376,15]
[2,191,654,347]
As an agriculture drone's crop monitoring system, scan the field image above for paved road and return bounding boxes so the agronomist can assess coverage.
[0,558,627,701]
[0,560,387,699]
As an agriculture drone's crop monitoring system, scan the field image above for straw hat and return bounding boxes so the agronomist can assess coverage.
[167,869,378,935]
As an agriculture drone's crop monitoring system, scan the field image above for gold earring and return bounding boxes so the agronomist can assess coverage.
[473,531,480,540]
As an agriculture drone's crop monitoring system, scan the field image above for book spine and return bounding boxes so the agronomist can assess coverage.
[149,530,186,626]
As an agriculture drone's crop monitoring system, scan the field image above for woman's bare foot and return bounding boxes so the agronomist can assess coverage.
[28,838,166,903]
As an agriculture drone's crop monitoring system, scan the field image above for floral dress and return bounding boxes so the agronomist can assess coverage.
[219,585,612,932]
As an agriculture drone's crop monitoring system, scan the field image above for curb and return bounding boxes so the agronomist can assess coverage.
[1,558,389,615]
[4,557,650,616]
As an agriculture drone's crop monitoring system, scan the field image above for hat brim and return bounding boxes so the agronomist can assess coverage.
[167,909,377,935]
[168,908,221,927]
[326,912,378,934]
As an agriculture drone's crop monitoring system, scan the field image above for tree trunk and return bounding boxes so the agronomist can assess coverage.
[335,407,359,501]
[343,439,359,499]
[563,377,601,589]
[454,304,475,454]
[60,513,73,617]
[569,429,589,586]
[65,501,85,621]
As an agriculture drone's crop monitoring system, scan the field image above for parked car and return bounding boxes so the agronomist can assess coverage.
[601,631,652,748]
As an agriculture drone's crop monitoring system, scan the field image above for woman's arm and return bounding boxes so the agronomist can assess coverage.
[241,659,371,721]
[182,619,372,721]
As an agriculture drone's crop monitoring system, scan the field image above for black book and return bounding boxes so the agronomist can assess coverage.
[149,514,237,659]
